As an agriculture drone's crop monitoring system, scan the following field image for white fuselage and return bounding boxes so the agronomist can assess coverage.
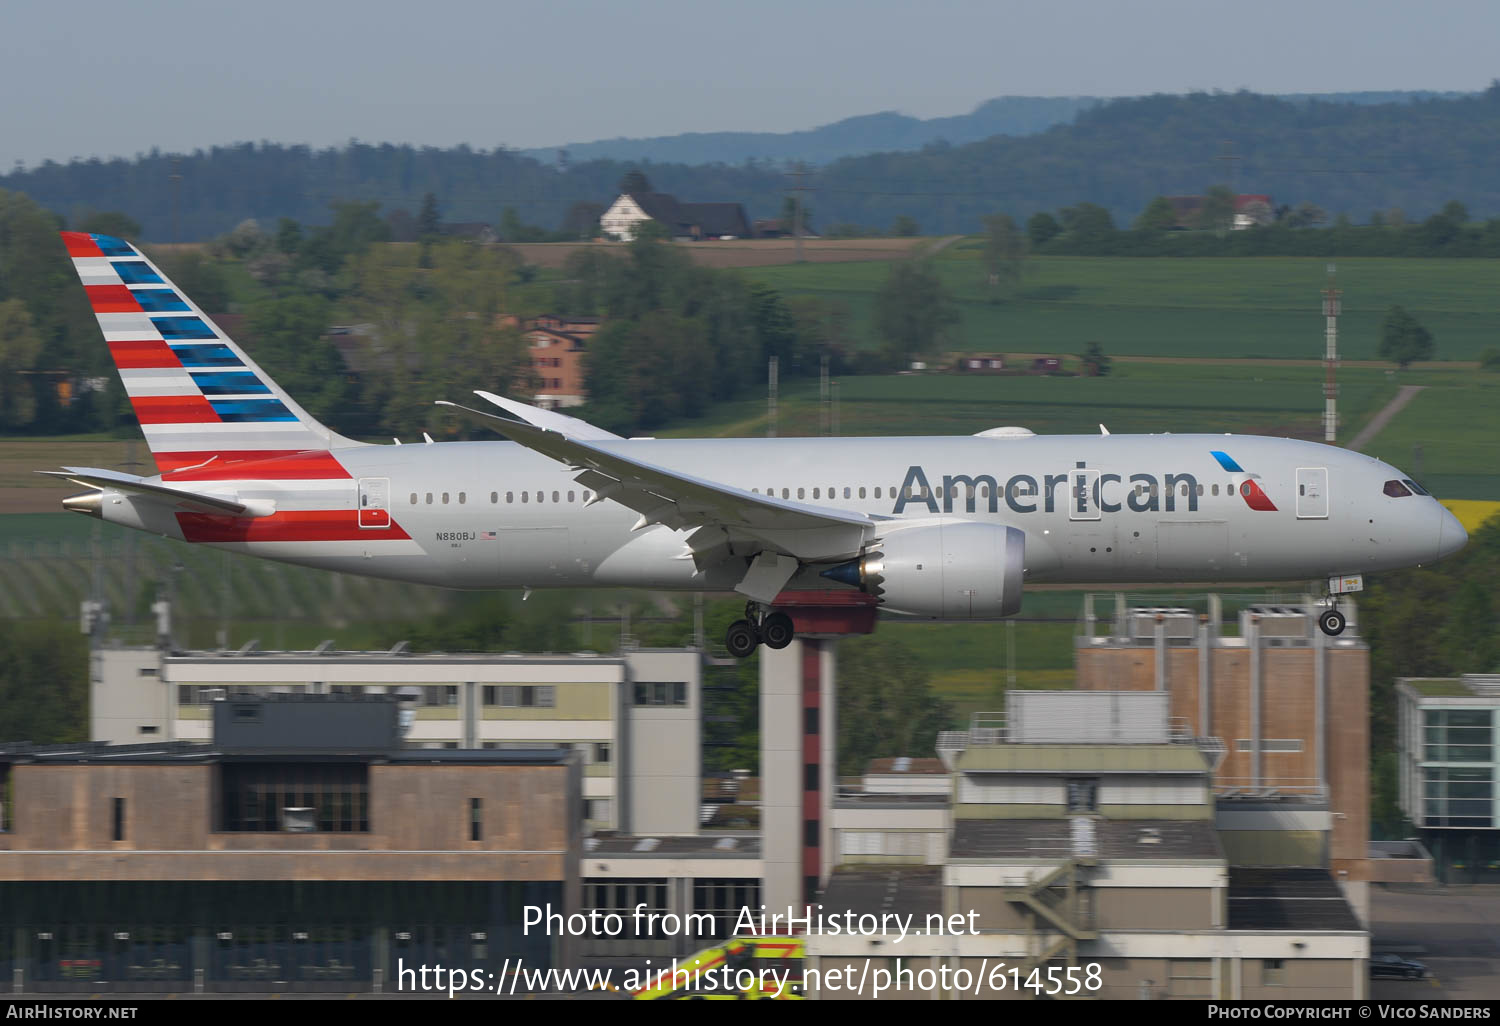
[95,432,1465,608]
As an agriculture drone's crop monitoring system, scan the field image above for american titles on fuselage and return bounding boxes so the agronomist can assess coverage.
[892,461,1273,517]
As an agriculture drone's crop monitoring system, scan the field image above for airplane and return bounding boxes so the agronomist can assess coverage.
[46,231,1468,657]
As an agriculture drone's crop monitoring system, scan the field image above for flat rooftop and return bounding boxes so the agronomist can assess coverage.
[584,834,762,858]
[1227,868,1363,931]
[950,818,1222,861]
[818,866,942,919]
[0,740,573,766]
[1402,675,1500,699]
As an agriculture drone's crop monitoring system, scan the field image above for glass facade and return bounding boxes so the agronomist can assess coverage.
[1420,708,1496,829]
[1423,709,1494,764]
[0,881,559,993]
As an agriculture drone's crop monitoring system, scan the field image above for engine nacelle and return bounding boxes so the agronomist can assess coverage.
[821,522,1025,619]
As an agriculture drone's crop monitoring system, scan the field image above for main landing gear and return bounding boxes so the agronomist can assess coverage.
[725,603,795,658]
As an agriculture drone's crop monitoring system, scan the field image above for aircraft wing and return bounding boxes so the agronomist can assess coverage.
[438,395,876,599]
[39,467,268,517]
[472,393,624,441]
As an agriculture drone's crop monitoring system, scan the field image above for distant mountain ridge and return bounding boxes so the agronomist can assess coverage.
[520,91,1473,166]
[6,88,1498,241]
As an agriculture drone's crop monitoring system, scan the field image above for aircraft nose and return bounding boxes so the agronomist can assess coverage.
[1437,506,1468,561]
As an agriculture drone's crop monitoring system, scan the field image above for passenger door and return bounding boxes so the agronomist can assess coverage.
[358,477,391,529]
[1296,467,1328,519]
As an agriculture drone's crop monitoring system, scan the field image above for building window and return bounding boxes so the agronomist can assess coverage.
[484,685,554,708]
[692,878,761,940]
[112,798,125,841]
[633,682,688,707]
[220,762,370,833]
[1066,778,1098,813]
[804,707,818,735]
[804,819,818,847]
[594,743,611,764]
[423,686,459,707]
[470,798,482,842]
[804,763,819,790]
[1263,959,1284,986]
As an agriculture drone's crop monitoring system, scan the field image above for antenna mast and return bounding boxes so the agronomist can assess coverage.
[1322,264,1341,442]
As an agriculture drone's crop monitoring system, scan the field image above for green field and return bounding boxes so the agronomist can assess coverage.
[663,361,1398,442]
[746,251,1500,362]
[1356,370,1500,499]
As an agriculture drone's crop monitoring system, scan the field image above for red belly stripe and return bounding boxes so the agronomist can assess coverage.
[164,450,352,481]
[154,450,307,473]
[176,509,410,543]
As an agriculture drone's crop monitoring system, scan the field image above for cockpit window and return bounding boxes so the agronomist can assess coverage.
[1402,478,1430,496]
[1383,480,1412,497]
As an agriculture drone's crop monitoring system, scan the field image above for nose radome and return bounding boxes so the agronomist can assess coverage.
[1437,507,1468,561]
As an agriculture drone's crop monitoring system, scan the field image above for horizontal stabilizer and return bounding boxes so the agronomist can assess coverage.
[38,467,270,517]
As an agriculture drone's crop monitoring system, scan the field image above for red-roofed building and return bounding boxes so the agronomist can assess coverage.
[1234,194,1275,229]
[522,315,599,409]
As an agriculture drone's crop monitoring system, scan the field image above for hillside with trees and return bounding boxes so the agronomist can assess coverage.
[9,89,1500,240]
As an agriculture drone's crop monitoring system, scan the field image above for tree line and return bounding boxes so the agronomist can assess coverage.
[12,87,1500,238]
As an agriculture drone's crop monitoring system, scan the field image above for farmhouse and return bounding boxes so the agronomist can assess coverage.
[601,191,751,241]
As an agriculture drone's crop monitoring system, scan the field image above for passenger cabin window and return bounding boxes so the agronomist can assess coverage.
[1384,480,1412,497]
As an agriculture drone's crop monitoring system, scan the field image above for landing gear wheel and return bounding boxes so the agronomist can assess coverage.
[1318,608,1346,636]
[725,619,760,658]
[761,612,795,650]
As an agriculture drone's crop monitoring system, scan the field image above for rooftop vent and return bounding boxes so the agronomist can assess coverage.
[973,426,1036,439]
[713,837,739,851]
[583,838,600,852]
[1138,827,1162,846]
[633,837,660,852]
[893,757,912,773]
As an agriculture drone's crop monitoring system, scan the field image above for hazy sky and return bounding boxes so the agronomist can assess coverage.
[4,0,1498,169]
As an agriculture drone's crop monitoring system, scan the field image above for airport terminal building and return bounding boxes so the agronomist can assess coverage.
[0,593,1409,998]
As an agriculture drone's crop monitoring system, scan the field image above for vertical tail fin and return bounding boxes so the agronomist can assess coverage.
[61,231,359,474]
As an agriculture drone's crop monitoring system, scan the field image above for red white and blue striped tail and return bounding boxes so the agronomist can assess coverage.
[61,231,350,475]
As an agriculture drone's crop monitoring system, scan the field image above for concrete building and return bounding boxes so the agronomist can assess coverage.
[0,694,580,994]
[1071,598,1423,918]
[90,645,702,838]
[1397,674,1500,881]
[806,689,1370,1001]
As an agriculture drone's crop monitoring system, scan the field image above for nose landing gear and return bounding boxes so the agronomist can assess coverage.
[1318,606,1347,637]
[724,603,797,658]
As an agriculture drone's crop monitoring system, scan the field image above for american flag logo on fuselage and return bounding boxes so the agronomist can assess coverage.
[1209,450,1278,512]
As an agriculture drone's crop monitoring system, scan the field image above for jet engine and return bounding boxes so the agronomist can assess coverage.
[820,521,1025,619]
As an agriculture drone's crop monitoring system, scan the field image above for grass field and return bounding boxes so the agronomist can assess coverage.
[746,251,1500,362]
[1355,371,1500,499]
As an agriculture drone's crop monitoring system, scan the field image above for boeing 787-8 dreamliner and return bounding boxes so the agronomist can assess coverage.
[46,232,1467,656]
